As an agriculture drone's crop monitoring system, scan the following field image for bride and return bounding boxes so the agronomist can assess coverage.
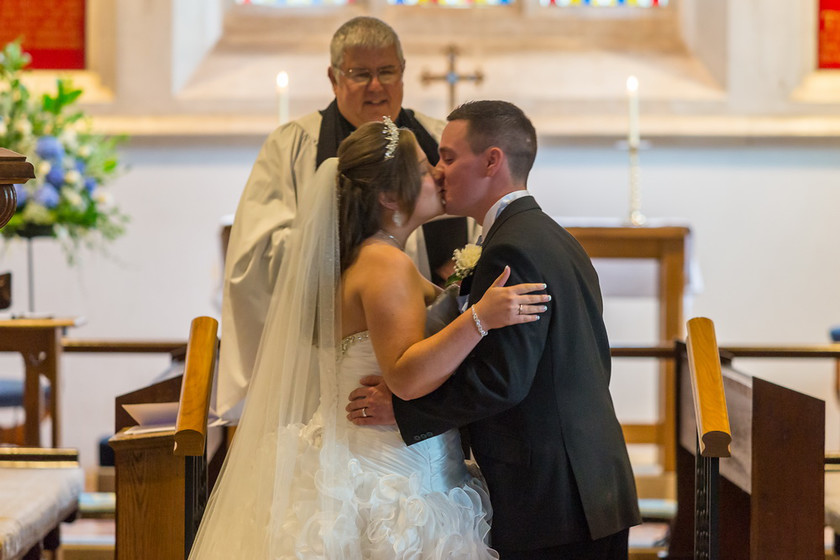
[189,118,548,559]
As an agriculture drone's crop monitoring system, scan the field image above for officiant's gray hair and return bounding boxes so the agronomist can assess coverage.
[330,17,405,70]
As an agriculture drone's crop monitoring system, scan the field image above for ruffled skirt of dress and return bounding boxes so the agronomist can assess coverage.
[188,410,498,559]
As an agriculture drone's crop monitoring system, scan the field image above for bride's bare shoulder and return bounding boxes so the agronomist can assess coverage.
[359,243,415,271]
[348,243,422,289]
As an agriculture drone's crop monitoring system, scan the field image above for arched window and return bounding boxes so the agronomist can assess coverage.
[235,0,668,8]
[542,0,668,6]
[235,0,356,6]
[388,0,513,6]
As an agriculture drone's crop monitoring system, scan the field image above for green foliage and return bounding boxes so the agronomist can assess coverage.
[0,40,128,263]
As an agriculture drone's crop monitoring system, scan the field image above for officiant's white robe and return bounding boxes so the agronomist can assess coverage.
[218,110,445,420]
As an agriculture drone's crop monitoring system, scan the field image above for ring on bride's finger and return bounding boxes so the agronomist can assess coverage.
[361,407,368,418]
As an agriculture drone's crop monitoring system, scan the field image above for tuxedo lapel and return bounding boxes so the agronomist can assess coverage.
[464,197,540,304]
[479,196,541,249]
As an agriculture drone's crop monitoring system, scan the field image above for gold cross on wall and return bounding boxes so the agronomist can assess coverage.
[421,45,484,113]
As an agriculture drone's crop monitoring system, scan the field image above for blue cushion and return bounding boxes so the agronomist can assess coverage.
[0,378,51,407]
[99,435,115,467]
[832,326,840,343]
[0,378,24,407]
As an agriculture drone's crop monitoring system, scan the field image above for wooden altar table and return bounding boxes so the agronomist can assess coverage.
[565,225,690,472]
[0,317,82,447]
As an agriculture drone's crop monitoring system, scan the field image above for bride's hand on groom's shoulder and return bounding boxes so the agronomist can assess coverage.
[346,375,396,426]
[473,266,550,332]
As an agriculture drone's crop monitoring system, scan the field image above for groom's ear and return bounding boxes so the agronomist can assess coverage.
[484,147,504,177]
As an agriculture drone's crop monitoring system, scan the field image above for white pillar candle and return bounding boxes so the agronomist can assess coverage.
[276,71,290,125]
[626,75,640,148]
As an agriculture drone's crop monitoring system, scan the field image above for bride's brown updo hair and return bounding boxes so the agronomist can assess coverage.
[337,121,422,272]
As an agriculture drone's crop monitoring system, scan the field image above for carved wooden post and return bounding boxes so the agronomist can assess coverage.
[0,147,35,229]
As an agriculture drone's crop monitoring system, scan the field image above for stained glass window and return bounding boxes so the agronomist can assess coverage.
[0,0,86,69]
[540,0,668,6]
[819,0,840,69]
[235,0,355,6]
[235,0,666,8]
[389,0,512,5]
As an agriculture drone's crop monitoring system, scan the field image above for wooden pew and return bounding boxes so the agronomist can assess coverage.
[0,448,83,560]
[667,339,826,559]
[715,345,840,555]
[109,317,218,560]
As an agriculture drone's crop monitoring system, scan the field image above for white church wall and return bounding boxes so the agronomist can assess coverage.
[85,0,118,95]
[112,1,176,111]
[532,140,840,450]
[726,0,821,113]
[172,0,226,94]
[2,137,837,472]
[678,0,728,89]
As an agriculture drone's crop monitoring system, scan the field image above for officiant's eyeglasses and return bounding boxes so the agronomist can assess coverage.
[335,65,403,86]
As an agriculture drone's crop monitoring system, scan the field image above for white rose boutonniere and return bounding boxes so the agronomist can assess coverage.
[445,243,482,287]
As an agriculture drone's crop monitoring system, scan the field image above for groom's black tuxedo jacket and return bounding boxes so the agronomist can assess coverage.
[393,197,641,551]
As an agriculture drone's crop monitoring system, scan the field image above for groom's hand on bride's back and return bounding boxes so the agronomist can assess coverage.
[346,375,396,426]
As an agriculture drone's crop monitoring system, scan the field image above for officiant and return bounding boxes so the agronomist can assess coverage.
[218,16,468,420]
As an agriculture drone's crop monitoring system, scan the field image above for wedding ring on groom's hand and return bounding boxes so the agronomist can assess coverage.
[518,304,524,315]
[361,407,368,418]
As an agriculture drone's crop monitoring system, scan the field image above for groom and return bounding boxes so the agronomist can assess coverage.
[349,100,640,558]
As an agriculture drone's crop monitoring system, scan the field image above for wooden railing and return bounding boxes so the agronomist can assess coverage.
[686,319,731,459]
[685,318,731,560]
[174,317,218,457]
[61,339,186,354]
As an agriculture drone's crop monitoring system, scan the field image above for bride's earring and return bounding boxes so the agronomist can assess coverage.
[393,211,404,227]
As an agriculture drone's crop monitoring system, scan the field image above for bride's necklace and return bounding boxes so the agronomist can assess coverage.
[374,230,405,251]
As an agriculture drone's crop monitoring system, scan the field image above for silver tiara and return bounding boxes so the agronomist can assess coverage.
[382,116,399,160]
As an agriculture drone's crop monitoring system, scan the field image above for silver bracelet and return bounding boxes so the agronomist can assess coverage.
[471,305,488,337]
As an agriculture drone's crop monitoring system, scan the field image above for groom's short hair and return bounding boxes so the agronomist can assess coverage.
[447,100,537,184]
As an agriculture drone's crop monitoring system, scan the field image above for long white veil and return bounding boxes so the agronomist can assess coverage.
[189,158,345,558]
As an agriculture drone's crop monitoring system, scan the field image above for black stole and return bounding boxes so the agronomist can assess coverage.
[315,99,467,285]
[315,99,440,167]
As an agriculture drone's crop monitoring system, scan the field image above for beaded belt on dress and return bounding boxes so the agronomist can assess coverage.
[340,331,369,356]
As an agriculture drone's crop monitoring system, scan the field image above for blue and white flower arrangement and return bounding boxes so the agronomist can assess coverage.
[0,40,127,263]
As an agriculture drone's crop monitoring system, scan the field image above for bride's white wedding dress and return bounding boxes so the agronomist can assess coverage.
[189,157,495,558]
[274,331,496,558]
[190,328,497,559]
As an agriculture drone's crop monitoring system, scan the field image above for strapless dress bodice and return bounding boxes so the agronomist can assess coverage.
[339,331,468,493]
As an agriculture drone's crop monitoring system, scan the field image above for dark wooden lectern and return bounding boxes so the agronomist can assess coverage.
[0,147,34,229]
